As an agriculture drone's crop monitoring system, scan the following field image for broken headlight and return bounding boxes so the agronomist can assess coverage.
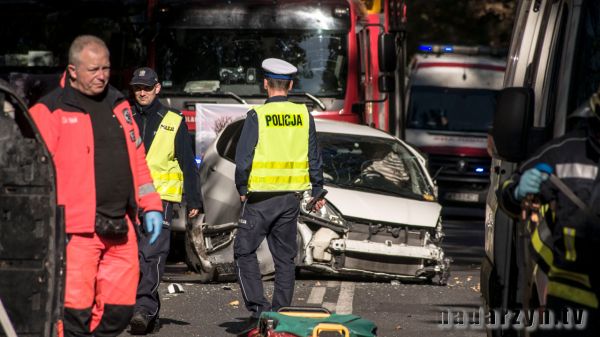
[300,195,346,227]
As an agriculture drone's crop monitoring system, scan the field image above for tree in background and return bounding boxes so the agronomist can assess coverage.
[406,0,516,56]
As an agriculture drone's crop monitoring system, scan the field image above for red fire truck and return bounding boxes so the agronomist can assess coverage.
[145,0,407,135]
[1,0,407,133]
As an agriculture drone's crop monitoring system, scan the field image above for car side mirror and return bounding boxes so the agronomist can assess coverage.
[378,33,396,72]
[492,87,534,162]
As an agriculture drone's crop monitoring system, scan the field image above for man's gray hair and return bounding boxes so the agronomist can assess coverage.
[68,35,109,65]
[266,78,291,91]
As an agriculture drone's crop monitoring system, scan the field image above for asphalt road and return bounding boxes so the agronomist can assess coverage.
[119,215,486,337]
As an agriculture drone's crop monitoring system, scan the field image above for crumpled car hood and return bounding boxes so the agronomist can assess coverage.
[325,186,441,227]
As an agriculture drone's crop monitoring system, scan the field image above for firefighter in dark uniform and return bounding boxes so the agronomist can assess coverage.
[498,91,600,336]
[127,67,201,334]
[233,58,326,335]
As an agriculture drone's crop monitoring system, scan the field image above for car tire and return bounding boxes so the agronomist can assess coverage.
[185,214,217,283]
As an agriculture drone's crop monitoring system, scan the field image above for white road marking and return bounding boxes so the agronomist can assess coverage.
[335,282,355,314]
[327,281,340,288]
[307,286,326,304]
[323,302,337,313]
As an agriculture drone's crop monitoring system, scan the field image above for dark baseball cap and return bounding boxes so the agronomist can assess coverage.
[130,67,159,86]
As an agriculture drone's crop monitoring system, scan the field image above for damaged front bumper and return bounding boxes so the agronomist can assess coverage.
[185,199,450,285]
[297,216,450,285]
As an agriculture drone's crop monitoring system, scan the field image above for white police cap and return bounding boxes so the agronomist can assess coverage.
[262,58,297,80]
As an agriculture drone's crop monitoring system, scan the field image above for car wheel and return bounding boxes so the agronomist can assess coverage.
[185,214,217,283]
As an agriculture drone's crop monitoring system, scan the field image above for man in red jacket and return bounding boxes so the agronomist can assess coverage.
[29,35,163,337]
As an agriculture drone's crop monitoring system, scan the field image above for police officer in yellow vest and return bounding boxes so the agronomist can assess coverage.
[128,67,201,334]
[233,58,326,334]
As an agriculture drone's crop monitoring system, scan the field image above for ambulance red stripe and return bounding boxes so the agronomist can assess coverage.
[419,146,489,157]
[416,62,506,72]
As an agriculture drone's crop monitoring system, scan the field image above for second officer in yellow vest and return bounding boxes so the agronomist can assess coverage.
[233,58,326,335]
[128,67,201,334]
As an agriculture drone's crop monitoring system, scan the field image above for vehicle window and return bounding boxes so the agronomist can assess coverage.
[318,133,434,200]
[155,29,347,98]
[220,120,245,162]
[568,0,600,114]
[407,86,498,132]
[1,89,35,139]
[541,4,568,127]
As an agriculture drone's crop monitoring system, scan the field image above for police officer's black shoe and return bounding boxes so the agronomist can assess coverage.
[130,311,159,335]
[233,317,259,336]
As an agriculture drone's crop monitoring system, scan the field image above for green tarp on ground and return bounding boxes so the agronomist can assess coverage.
[258,311,377,337]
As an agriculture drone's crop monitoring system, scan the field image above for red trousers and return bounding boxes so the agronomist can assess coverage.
[63,221,139,337]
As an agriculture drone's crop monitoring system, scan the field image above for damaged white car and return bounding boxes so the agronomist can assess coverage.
[186,118,450,284]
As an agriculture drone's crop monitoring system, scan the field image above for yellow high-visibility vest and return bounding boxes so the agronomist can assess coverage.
[248,101,311,192]
[146,111,184,202]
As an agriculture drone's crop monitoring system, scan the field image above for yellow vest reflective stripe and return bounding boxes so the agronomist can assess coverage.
[547,281,599,309]
[248,101,311,192]
[563,227,577,262]
[530,209,596,308]
[146,111,184,202]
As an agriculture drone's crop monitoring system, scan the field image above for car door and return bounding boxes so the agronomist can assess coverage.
[200,120,245,227]
[0,82,64,336]
[198,119,276,278]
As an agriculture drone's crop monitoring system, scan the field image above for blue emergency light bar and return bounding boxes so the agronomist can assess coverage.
[475,167,485,173]
[418,44,507,56]
[419,44,455,53]
[419,45,433,53]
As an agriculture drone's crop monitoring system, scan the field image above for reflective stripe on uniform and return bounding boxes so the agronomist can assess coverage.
[531,216,554,271]
[547,281,598,309]
[555,163,598,180]
[563,227,577,262]
[501,179,513,190]
[151,172,184,181]
[139,183,157,197]
[531,213,596,308]
[248,175,311,188]
[252,161,309,170]
[548,267,591,288]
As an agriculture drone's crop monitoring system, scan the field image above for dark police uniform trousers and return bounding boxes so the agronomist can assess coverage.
[234,192,301,317]
[135,200,174,320]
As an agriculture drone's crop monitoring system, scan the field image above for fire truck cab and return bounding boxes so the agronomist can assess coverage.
[405,45,506,213]
[150,0,406,132]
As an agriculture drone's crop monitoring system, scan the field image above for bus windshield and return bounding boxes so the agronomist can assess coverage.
[407,86,498,132]
[155,29,348,98]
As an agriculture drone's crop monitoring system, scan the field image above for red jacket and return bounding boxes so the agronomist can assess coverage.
[30,79,162,233]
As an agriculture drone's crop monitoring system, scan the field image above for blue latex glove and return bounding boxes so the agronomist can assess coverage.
[514,168,549,201]
[144,211,163,245]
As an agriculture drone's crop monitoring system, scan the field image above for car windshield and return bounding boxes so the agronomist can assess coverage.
[407,86,498,132]
[155,29,348,98]
[318,133,434,200]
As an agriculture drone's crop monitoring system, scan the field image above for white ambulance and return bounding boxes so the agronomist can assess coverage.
[405,45,506,213]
